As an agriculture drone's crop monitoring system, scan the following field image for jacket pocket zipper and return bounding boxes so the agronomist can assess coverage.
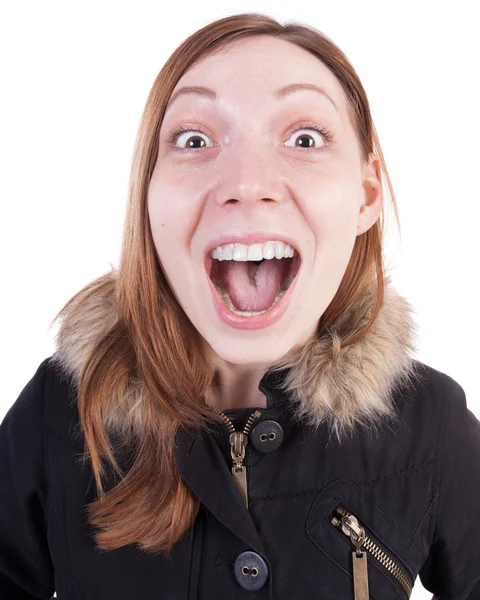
[215,409,264,509]
[331,505,414,599]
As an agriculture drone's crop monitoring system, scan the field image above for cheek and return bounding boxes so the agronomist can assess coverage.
[148,176,176,225]
[147,184,178,270]
[147,172,188,245]
[146,176,199,296]
[146,188,184,293]
[304,177,360,241]
[148,165,206,230]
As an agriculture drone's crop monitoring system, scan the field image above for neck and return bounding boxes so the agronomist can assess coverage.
[203,365,268,411]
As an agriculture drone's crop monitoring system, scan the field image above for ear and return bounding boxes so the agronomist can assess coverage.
[357,152,383,235]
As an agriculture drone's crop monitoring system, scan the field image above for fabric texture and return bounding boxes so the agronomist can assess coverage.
[1,275,479,599]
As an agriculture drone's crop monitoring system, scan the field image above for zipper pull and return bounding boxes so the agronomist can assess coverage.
[229,431,249,508]
[336,512,370,600]
[215,408,263,509]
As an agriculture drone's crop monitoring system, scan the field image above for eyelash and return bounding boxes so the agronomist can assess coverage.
[163,122,335,154]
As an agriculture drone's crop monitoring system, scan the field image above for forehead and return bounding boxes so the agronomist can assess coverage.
[166,35,348,119]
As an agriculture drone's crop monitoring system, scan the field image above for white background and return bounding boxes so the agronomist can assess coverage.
[1,2,479,598]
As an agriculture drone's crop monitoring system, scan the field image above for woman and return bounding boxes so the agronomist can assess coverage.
[1,12,479,600]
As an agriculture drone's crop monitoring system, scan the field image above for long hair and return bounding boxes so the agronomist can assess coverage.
[51,12,402,556]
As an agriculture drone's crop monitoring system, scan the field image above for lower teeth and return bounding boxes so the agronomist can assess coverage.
[211,277,294,317]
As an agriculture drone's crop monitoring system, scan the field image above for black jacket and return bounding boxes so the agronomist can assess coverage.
[1,281,480,599]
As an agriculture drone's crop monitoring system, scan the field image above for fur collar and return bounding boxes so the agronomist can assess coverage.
[266,276,420,440]
[52,272,419,441]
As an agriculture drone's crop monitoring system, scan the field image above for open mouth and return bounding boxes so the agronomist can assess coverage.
[205,251,302,317]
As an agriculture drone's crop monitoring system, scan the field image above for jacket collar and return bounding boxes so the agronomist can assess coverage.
[255,275,419,441]
[53,273,419,553]
[53,273,419,441]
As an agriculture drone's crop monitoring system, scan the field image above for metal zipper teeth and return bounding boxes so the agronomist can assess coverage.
[215,408,264,435]
[331,505,414,598]
[214,408,264,509]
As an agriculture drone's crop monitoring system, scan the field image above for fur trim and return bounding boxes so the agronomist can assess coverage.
[52,272,420,441]
[272,275,420,441]
[52,273,119,394]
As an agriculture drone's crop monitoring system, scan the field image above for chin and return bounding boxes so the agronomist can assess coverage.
[200,334,297,367]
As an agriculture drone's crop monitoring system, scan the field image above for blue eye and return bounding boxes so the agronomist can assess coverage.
[164,122,334,153]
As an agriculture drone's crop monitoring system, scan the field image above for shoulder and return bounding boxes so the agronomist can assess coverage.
[400,359,467,410]
[43,355,85,450]
[1,358,52,434]
[400,359,476,447]
[385,359,472,451]
[2,356,84,451]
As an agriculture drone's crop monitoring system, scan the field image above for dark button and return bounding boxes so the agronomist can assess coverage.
[250,420,284,453]
[233,550,269,590]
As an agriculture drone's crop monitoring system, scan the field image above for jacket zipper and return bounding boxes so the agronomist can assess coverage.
[214,409,264,509]
[331,505,414,599]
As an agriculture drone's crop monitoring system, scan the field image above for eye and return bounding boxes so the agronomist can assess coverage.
[163,122,335,154]
[284,124,334,153]
[164,127,213,152]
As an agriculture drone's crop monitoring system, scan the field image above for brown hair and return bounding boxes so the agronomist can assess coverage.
[52,12,402,556]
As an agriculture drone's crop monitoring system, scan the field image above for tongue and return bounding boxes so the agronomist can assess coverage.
[220,259,284,312]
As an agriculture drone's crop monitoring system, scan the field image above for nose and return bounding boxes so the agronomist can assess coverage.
[211,132,287,210]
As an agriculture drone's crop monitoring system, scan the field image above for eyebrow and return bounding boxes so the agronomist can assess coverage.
[164,82,339,114]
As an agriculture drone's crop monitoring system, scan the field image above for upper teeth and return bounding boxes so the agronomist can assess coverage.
[211,241,295,261]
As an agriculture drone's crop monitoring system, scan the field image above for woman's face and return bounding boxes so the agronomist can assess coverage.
[147,35,382,366]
